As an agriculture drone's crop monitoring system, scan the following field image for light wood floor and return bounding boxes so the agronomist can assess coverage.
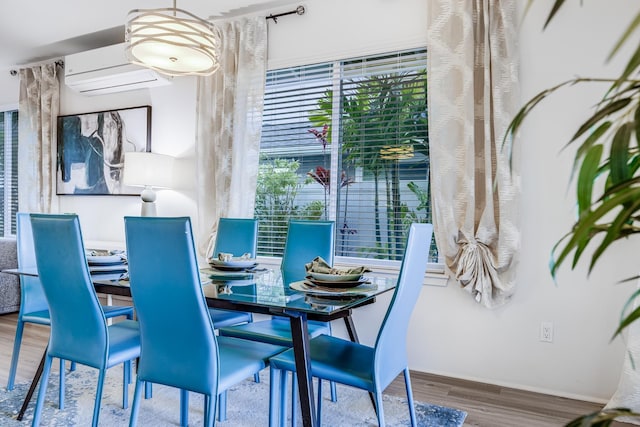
[0,312,621,426]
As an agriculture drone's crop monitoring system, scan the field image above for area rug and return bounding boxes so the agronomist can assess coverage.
[0,365,466,426]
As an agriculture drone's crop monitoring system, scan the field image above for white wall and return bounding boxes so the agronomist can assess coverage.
[57,75,199,244]
[3,0,638,402]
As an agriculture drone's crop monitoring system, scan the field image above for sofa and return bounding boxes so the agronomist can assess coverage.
[0,237,19,314]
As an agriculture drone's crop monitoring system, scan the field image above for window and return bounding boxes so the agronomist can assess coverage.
[0,110,18,236]
[256,49,437,265]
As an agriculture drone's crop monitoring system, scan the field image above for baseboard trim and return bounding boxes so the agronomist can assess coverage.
[410,368,608,405]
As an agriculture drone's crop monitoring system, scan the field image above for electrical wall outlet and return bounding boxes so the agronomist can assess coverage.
[540,322,553,343]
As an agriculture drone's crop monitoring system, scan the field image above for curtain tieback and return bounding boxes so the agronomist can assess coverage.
[453,233,498,304]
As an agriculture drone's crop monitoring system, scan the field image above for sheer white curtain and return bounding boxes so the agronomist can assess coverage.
[427,0,520,308]
[195,16,267,258]
[18,63,60,213]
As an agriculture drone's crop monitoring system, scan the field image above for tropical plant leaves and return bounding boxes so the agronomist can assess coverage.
[510,2,640,426]
[566,408,640,426]
[571,98,631,142]
[542,0,568,29]
[576,145,602,215]
[608,11,640,62]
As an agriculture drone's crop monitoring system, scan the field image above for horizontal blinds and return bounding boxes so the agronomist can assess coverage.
[0,111,18,237]
[257,49,435,262]
[10,111,18,235]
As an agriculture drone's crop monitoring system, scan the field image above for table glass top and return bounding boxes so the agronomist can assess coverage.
[200,268,396,315]
[6,266,397,317]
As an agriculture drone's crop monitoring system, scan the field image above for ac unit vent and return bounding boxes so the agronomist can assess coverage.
[65,43,171,96]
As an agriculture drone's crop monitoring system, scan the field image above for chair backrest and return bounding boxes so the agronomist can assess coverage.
[125,216,219,395]
[373,223,433,388]
[16,212,48,314]
[29,214,109,368]
[212,218,258,258]
[281,220,335,284]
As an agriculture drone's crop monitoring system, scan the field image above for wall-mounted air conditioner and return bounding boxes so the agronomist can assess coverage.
[64,43,171,96]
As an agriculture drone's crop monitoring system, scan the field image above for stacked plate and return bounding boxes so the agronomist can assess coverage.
[305,271,368,289]
[208,258,258,272]
[87,254,128,275]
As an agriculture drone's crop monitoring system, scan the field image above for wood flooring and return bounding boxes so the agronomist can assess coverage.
[0,312,622,426]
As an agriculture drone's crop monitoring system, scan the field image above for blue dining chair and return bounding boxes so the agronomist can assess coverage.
[124,216,286,427]
[268,223,433,427]
[29,214,140,427]
[218,220,338,421]
[219,220,335,346]
[207,217,256,328]
[7,212,134,405]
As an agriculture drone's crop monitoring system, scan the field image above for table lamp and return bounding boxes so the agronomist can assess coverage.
[123,152,175,216]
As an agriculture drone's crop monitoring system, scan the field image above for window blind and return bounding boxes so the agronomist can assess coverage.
[0,110,18,236]
[257,49,436,263]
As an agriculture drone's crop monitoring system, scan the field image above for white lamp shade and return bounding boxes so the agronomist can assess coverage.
[123,152,175,188]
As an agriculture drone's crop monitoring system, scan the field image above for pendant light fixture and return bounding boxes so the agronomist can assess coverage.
[125,0,221,76]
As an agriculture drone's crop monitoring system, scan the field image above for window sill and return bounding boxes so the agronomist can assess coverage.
[255,256,449,287]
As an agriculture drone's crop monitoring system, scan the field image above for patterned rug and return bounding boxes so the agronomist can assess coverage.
[0,365,466,426]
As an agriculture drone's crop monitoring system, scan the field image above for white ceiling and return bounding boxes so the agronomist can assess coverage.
[0,0,295,70]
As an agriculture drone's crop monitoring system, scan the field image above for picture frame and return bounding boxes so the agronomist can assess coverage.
[56,105,151,195]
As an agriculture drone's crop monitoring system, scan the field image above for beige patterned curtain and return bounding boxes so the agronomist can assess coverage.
[195,16,267,258]
[18,63,60,213]
[427,0,520,308]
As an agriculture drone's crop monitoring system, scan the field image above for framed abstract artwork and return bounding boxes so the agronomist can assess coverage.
[56,105,151,195]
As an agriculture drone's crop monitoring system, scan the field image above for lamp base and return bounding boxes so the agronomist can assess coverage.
[140,186,157,217]
[141,201,157,217]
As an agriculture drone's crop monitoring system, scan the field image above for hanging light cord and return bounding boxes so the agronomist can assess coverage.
[266,5,305,23]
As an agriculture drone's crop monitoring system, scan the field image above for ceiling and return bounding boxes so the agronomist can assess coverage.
[0,0,295,71]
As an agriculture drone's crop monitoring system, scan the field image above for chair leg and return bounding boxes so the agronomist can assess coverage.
[326,322,338,403]
[204,394,215,427]
[70,361,77,372]
[129,378,144,427]
[93,368,107,427]
[291,373,298,427]
[144,381,153,399]
[280,370,288,427]
[375,391,386,427]
[59,358,65,410]
[7,319,25,390]
[31,354,53,427]
[218,390,227,421]
[317,379,323,426]
[403,368,417,427]
[269,366,281,427]
[254,372,261,383]
[180,389,189,427]
[123,361,131,409]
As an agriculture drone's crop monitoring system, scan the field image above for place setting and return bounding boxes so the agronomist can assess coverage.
[203,252,265,282]
[85,249,128,276]
[289,256,377,297]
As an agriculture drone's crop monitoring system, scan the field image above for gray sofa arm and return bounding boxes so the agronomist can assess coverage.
[0,237,19,314]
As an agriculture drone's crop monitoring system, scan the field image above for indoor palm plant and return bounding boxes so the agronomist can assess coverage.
[508,1,640,424]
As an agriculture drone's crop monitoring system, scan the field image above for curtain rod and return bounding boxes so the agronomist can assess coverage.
[9,59,64,76]
[266,5,305,23]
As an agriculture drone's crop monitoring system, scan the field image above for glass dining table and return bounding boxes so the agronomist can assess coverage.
[7,266,397,427]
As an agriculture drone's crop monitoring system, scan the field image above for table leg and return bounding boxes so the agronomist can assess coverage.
[17,347,47,421]
[343,315,359,342]
[289,313,317,427]
[343,316,377,413]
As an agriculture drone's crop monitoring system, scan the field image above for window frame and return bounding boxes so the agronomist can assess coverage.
[257,51,447,285]
[0,104,18,237]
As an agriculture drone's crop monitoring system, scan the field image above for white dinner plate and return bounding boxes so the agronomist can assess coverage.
[290,280,378,296]
[209,259,257,269]
[307,271,363,282]
[305,276,367,288]
[87,255,124,265]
